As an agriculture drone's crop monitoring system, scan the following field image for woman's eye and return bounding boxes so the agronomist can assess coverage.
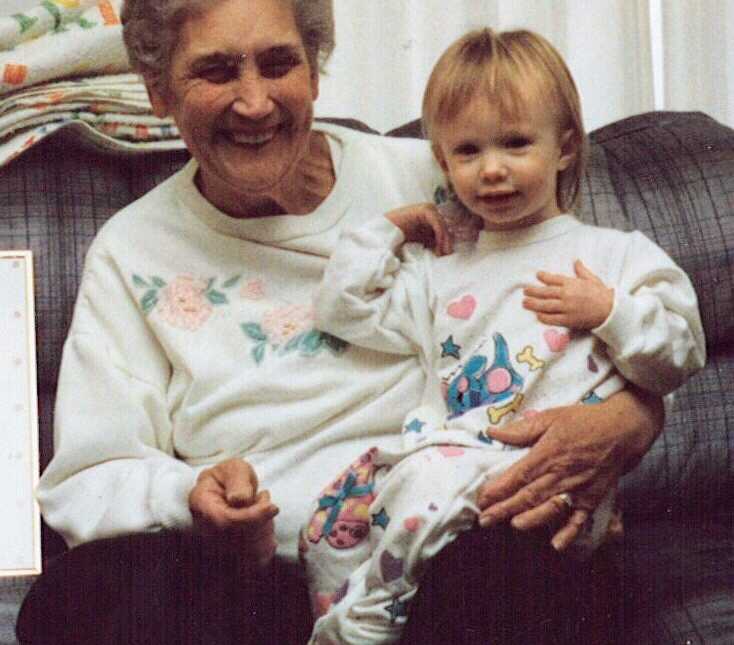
[199,63,238,84]
[259,54,301,79]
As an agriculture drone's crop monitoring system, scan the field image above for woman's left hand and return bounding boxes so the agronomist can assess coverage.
[476,389,663,551]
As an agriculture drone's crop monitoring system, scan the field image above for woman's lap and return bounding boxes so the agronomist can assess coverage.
[401,526,621,645]
[16,530,312,645]
[16,527,619,645]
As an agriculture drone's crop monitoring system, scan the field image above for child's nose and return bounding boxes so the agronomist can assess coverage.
[479,152,508,182]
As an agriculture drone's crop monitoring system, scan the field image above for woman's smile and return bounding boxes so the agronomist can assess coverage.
[224,128,278,146]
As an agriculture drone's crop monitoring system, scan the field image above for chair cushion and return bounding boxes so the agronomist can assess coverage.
[620,514,734,644]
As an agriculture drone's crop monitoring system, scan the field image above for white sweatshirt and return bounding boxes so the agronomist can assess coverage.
[314,214,706,436]
[37,123,445,559]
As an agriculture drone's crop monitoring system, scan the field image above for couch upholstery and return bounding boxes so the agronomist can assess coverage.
[1,111,732,644]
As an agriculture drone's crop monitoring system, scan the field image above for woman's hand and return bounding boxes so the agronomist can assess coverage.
[476,389,663,551]
[189,458,279,567]
[385,203,453,256]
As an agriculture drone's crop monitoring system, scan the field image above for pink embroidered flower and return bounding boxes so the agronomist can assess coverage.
[240,278,266,300]
[158,275,213,330]
[261,304,314,345]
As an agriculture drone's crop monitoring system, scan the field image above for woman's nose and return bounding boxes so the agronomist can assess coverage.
[231,73,274,120]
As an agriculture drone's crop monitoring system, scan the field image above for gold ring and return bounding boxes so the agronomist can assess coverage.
[557,492,574,510]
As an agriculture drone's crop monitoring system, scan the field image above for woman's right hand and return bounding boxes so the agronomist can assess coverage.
[188,458,279,567]
[386,203,453,255]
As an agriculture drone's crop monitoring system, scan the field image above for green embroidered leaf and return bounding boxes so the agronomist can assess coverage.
[77,18,97,30]
[222,275,242,289]
[206,289,228,305]
[140,290,158,315]
[323,333,348,354]
[241,323,267,342]
[132,274,149,288]
[299,330,324,355]
[12,14,38,34]
[284,333,303,352]
[252,343,266,365]
[206,277,216,291]
[151,276,167,288]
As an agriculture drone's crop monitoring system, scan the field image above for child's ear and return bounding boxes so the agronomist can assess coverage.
[558,129,578,171]
[432,143,449,173]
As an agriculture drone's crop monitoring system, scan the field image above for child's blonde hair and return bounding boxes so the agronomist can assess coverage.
[422,28,587,212]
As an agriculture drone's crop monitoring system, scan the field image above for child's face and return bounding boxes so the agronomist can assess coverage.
[433,94,575,232]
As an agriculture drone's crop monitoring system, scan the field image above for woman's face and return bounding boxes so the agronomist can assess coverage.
[147,0,319,212]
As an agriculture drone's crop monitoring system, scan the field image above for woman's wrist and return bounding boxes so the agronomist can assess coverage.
[604,387,664,473]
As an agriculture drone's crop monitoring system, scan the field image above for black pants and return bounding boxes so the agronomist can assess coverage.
[17,526,620,645]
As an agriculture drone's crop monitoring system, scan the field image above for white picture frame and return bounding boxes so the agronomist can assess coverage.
[0,251,41,577]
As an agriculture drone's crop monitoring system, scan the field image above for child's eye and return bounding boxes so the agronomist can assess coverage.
[506,136,531,149]
[454,143,479,156]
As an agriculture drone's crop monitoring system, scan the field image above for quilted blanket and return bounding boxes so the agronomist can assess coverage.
[0,1,183,167]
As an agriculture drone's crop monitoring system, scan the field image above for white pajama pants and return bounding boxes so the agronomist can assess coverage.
[301,425,613,645]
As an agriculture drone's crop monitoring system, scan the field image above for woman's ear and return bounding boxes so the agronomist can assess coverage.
[144,76,171,118]
[310,67,320,102]
[558,129,578,171]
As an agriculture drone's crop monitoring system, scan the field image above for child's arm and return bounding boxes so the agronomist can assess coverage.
[314,206,448,356]
[523,235,706,395]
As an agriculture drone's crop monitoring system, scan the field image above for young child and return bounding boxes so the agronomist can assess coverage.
[302,28,706,644]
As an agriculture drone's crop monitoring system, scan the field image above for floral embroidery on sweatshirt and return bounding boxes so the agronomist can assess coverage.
[132,273,241,330]
[241,303,347,365]
[240,277,266,300]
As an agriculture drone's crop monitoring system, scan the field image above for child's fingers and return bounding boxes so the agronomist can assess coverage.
[573,259,604,284]
[436,224,453,255]
[523,285,562,300]
[536,271,567,286]
[424,209,452,255]
[536,313,570,326]
[523,297,564,314]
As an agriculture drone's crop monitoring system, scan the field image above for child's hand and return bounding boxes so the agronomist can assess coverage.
[189,458,279,568]
[385,203,453,256]
[523,260,614,330]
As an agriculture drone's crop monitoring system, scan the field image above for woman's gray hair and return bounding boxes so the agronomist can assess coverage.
[121,0,335,92]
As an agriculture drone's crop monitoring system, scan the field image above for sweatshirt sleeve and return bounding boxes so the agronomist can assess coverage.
[313,216,434,357]
[36,246,198,548]
[592,232,707,395]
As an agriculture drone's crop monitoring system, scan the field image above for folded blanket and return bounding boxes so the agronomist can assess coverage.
[0,73,185,167]
[0,1,129,94]
[0,1,185,167]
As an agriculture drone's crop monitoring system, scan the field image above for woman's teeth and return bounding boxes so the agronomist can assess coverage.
[229,131,274,145]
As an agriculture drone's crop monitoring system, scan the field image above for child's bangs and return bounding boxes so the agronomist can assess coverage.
[432,53,554,129]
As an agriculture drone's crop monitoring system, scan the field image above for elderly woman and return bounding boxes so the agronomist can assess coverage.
[17,1,662,644]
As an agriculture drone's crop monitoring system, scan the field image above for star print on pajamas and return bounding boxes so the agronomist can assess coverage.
[371,507,390,529]
[441,335,461,359]
[404,418,425,433]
